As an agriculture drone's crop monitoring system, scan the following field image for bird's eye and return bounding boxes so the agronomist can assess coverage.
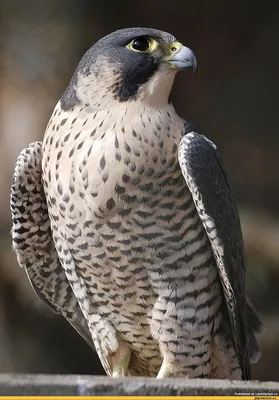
[126,37,158,53]
[131,37,150,52]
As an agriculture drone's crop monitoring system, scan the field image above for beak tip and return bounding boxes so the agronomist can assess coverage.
[169,45,198,74]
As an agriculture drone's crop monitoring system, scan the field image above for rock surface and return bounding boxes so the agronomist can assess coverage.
[0,375,278,396]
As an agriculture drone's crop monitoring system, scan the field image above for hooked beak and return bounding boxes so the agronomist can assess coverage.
[166,42,198,74]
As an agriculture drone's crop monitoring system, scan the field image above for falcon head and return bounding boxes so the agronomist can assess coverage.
[61,27,197,110]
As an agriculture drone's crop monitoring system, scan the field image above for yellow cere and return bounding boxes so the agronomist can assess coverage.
[164,41,183,59]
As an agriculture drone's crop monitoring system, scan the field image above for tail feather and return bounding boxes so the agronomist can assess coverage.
[246,297,264,363]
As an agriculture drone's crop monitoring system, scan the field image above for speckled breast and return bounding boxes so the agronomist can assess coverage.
[41,102,217,375]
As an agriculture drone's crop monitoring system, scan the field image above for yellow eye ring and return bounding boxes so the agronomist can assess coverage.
[126,37,158,53]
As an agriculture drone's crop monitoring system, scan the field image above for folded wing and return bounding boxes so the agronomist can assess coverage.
[10,142,94,350]
[178,125,263,379]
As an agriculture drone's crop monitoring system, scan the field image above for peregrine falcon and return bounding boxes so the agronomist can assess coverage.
[10,27,263,379]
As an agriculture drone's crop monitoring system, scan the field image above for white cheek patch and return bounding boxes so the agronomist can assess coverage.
[75,59,124,110]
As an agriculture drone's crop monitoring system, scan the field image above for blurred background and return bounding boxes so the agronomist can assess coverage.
[0,0,278,381]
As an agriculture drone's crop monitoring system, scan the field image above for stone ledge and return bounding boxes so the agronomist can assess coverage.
[0,374,278,396]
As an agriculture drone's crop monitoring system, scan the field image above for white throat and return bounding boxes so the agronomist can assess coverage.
[137,68,177,107]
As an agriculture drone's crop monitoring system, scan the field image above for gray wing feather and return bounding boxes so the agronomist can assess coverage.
[10,142,94,350]
[178,125,262,380]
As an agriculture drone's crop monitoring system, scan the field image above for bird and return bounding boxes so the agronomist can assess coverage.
[10,27,264,379]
